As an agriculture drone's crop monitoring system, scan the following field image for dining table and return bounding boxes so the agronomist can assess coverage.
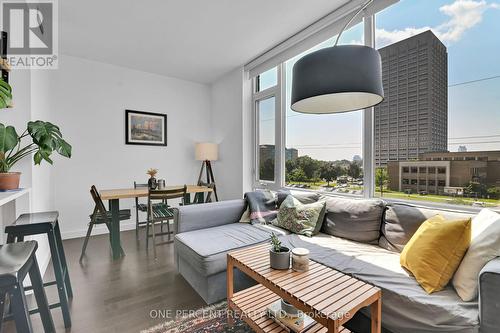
[99,185,213,260]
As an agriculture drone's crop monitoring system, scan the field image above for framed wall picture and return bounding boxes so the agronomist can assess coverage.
[125,110,167,146]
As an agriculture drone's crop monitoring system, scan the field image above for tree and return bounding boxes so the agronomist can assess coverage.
[465,181,488,198]
[487,186,500,199]
[320,162,340,186]
[347,162,362,179]
[375,168,389,196]
[289,168,307,182]
[295,156,320,181]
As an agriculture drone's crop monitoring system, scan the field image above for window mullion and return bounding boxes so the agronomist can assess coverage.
[363,13,375,198]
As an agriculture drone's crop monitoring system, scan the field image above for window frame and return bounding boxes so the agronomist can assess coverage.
[252,18,374,195]
[252,64,284,190]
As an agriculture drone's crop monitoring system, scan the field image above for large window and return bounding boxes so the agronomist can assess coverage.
[285,23,365,195]
[374,0,500,207]
[252,0,500,209]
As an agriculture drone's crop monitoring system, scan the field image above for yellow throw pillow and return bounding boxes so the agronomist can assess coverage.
[400,214,471,294]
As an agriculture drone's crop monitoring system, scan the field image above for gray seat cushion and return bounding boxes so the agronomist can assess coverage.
[379,203,474,252]
[175,223,283,276]
[321,197,385,244]
[282,233,479,333]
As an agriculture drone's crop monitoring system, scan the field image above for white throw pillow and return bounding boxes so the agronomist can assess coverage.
[452,208,500,301]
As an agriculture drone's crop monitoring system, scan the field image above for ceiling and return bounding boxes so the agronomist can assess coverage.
[59,0,349,84]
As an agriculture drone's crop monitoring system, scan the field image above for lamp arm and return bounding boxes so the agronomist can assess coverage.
[334,0,373,47]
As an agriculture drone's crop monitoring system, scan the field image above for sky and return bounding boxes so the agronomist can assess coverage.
[259,0,500,162]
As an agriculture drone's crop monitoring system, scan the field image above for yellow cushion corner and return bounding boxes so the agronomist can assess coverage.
[400,214,471,294]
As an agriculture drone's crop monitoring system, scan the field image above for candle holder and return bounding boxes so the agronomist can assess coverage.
[292,248,310,272]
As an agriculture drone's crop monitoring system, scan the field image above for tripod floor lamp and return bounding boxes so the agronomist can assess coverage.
[195,142,219,202]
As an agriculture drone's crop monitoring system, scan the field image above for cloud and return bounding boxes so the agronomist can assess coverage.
[375,0,499,48]
[437,0,489,42]
[376,27,431,48]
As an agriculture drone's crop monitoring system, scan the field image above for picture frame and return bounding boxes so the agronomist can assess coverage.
[125,109,167,146]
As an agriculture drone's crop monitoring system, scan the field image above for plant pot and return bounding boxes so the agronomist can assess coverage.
[270,247,290,270]
[148,177,157,190]
[0,172,21,190]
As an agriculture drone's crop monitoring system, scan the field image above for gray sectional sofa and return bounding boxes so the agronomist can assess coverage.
[173,196,500,333]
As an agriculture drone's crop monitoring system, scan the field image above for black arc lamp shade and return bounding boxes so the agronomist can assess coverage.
[291,45,384,114]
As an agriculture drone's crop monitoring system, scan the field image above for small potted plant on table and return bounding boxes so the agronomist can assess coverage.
[147,168,158,189]
[269,232,290,270]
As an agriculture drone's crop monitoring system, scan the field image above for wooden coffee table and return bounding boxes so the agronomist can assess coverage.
[227,243,381,333]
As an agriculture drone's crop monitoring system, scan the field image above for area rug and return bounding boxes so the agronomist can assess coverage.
[141,301,253,333]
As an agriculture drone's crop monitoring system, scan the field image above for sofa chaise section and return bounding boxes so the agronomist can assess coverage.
[174,199,284,303]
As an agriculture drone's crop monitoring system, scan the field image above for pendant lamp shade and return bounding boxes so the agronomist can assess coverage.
[291,45,384,114]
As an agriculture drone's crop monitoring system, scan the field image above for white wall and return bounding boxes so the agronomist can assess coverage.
[3,55,249,241]
[0,68,52,273]
[210,68,253,200]
[31,70,55,211]
[48,55,212,238]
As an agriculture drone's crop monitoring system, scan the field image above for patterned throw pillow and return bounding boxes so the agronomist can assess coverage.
[272,195,326,237]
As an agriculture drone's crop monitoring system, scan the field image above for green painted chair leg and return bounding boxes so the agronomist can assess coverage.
[48,228,72,328]
[28,256,56,332]
[54,222,73,299]
[10,283,33,333]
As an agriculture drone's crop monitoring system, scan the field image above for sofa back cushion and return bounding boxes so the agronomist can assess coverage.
[379,203,474,252]
[321,197,385,244]
[277,190,321,207]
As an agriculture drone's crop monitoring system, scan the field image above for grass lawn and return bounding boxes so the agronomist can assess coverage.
[375,190,500,207]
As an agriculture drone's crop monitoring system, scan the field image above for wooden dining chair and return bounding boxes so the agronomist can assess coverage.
[133,181,149,239]
[80,185,131,261]
[146,185,187,258]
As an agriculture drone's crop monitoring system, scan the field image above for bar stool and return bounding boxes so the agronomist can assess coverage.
[5,211,72,328]
[0,240,55,332]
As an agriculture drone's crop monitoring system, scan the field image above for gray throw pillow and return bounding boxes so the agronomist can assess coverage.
[277,189,321,206]
[321,197,385,244]
[379,203,474,252]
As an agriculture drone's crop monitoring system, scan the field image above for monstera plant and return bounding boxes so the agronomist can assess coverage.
[0,120,72,190]
[0,78,13,109]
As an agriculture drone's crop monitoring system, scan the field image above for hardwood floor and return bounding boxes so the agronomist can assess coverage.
[4,228,205,333]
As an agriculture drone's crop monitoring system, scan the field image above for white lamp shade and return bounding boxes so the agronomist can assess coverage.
[195,142,218,161]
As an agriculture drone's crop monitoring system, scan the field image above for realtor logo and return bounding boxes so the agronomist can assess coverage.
[1,0,58,69]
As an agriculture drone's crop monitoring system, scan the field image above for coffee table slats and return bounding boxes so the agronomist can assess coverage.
[229,284,351,333]
[227,244,381,333]
[230,243,269,257]
[277,265,331,288]
[293,272,346,297]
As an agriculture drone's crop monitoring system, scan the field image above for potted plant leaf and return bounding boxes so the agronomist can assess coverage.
[0,78,13,109]
[269,232,290,270]
[0,121,72,190]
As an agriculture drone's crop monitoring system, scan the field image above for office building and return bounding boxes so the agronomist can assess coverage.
[375,30,448,166]
[387,151,500,194]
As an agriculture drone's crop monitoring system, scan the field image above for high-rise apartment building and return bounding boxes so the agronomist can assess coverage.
[375,30,448,167]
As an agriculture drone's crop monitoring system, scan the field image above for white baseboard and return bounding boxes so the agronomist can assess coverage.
[61,222,138,240]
